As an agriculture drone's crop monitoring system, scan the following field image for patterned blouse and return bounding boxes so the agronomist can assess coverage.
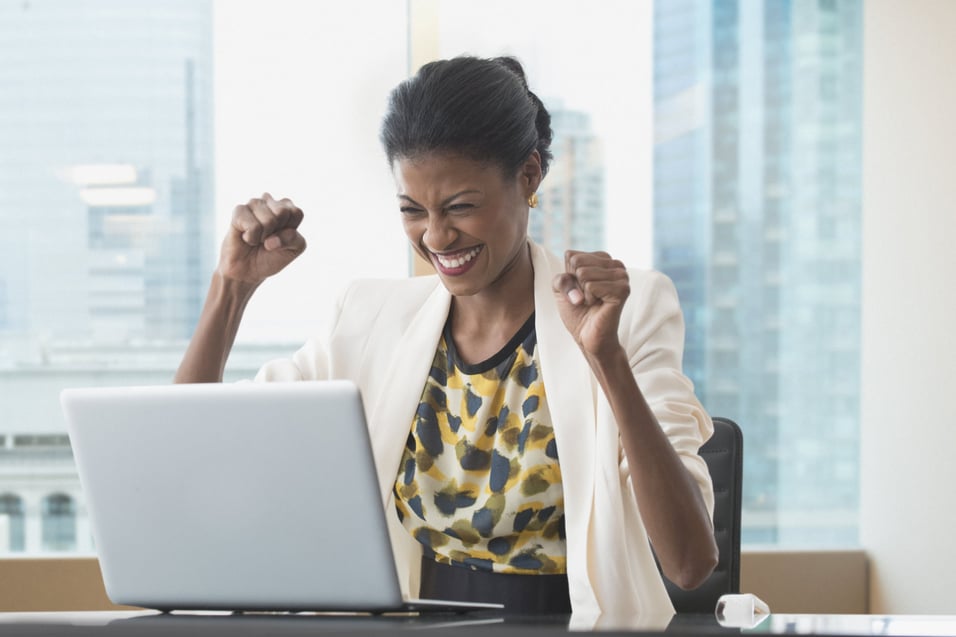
[393,314,567,574]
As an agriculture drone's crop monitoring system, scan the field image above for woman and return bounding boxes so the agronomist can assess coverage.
[176,56,717,616]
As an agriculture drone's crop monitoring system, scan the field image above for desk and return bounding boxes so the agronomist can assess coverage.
[2,612,956,636]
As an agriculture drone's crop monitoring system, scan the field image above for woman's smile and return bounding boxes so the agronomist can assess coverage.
[430,245,484,275]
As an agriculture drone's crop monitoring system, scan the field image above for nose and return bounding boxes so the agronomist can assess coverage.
[422,213,457,252]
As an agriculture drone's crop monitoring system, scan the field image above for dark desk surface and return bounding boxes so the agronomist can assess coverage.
[2,611,956,637]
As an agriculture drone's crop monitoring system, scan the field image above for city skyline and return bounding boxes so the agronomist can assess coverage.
[0,0,214,348]
[1,0,864,553]
[653,0,862,545]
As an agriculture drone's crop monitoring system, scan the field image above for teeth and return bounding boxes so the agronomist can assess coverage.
[436,246,481,269]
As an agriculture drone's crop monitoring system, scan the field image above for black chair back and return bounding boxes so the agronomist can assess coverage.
[664,416,743,613]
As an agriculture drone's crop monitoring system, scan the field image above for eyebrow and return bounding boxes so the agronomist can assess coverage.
[397,189,482,208]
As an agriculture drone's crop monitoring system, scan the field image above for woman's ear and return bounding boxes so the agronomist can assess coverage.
[519,150,544,196]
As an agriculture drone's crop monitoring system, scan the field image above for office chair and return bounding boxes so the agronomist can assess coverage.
[663,416,743,613]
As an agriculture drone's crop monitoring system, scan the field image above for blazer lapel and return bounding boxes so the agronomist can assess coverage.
[529,242,599,609]
[530,241,597,478]
[366,280,451,505]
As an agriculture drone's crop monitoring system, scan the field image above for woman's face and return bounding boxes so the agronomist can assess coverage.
[393,152,541,299]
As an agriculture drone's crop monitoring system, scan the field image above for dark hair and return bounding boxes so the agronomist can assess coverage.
[380,56,553,177]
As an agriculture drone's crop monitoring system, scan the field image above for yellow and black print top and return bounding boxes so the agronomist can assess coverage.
[393,314,567,574]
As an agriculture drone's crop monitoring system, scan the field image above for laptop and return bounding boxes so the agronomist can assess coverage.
[60,381,502,613]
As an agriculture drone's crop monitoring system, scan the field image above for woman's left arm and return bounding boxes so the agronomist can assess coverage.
[553,251,718,590]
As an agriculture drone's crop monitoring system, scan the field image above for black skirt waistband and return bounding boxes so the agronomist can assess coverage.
[418,557,572,615]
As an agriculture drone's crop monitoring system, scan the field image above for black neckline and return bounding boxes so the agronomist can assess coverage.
[443,313,536,375]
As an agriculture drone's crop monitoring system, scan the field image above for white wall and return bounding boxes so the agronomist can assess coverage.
[860,0,956,614]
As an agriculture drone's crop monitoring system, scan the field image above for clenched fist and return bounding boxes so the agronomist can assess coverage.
[218,193,306,284]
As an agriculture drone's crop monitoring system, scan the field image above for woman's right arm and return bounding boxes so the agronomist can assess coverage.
[174,193,306,383]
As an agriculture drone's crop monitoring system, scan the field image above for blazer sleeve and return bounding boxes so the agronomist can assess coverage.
[618,270,715,520]
[252,282,353,382]
[253,336,329,382]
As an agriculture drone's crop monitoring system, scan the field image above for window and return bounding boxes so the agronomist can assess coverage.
[1,0,862,555]
[0,494,25,552]
[42,494,76,552]
[654,0,862,546]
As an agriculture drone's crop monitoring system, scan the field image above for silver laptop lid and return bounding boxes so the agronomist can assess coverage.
[61,381,406,612]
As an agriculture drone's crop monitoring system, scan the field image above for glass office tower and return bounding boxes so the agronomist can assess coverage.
[653,0,862,545]
[0,0,214,552]
[0,0,214,345]
[529,104,606,255]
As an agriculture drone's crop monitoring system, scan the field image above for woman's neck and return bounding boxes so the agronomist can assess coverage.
[448,244,535,364]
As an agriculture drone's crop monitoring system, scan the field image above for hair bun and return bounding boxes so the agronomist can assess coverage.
[492,57,553,175]
[492,56,530,89]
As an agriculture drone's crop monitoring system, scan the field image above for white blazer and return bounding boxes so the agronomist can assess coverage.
[255,241,714,618]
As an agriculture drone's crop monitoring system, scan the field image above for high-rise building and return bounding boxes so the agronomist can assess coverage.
[0,0,214,348]
[653,0,862,545]
[0,0,215,552]
[530,105,605,255]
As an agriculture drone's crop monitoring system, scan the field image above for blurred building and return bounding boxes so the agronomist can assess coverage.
[0,0,215,552]
[0,0,214,347]
[653,0,862,545]
[530,105,605,255]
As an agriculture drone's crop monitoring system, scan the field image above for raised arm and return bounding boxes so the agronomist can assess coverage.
[553,251,718,590]
[174,193,306,383]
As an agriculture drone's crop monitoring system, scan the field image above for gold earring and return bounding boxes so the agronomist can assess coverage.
[528,192,539,208]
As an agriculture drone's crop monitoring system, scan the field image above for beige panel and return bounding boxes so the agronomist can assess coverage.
[1,551,867,613]
[741,550,868,614]
[408,0,439,72]
[860,0,956,615]
[0,558,137,612]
